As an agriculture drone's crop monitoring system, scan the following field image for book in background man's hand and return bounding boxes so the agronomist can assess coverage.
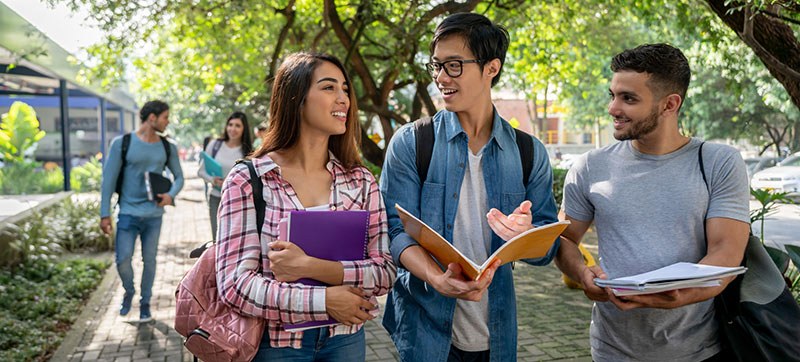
[594,262,746,296]
[395,204,569,281]
[145,172,172,203]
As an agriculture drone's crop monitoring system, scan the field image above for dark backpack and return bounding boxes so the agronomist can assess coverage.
[698,143,800,361]
[178,159,266,362]
[114,133,171,196]
[413,116,533,187]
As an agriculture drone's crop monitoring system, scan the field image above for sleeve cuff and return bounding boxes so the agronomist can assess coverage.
[340,261,360,287]
[309,286,329,321]
[389,233,419,269]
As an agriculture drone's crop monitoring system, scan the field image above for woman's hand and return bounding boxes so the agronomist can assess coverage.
[267,240,312,282]
[325,286,375,326]
[213,176,224,188]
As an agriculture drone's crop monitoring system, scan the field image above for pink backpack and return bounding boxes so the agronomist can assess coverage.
[174,160,266,361]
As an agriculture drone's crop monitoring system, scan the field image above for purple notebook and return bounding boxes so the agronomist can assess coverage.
[277,210,369,332]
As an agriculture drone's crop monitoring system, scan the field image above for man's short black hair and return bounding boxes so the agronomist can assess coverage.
[139,100,169,122]
[611,43,691,108]
[431,13,509,87]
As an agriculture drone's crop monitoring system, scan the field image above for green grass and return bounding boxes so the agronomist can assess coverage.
[0,258,110,361]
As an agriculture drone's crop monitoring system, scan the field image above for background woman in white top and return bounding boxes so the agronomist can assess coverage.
[198,111,254,240]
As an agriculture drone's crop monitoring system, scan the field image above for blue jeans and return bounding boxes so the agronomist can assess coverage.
[252,327,365,362]
[115,214,163,305]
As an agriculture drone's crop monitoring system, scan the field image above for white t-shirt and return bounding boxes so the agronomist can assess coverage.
[451,148,492,352]
[198,140,244,197]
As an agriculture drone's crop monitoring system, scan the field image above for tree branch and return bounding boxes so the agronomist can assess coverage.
[420,0,483,25]
[705,0,800,110]
[358,102,408,125]
[324,0,378,101]
[266,0,297,82]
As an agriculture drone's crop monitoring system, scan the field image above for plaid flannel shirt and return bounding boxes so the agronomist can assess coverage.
[215,153,396,349]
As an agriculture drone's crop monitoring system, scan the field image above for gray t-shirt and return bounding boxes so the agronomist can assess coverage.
[451,149,492,352]
[562,138,749,362]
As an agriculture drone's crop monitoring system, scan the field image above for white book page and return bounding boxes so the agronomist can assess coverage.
[595,262,746,287]
[477,220,571,271]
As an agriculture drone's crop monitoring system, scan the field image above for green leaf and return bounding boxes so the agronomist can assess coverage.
[765,246,790,274]
[785,245,800,271]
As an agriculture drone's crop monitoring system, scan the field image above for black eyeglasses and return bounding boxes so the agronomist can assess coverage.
[425,59,482,78]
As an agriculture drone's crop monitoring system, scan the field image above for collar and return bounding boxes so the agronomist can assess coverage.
[441,106,514,151]
[252,150,341,177]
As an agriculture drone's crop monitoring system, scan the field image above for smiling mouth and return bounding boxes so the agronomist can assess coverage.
[440,88,457,95]
[613,119,630,129]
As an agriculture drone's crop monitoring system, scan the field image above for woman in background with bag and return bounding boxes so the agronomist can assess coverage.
[215,52,396,362]
[198,111,253,241]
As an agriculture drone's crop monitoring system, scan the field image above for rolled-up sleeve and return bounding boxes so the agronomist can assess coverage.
[379,125,422,269]
[340,173,397,297]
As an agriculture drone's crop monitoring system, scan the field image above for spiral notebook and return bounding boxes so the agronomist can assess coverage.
[277,210,370,332]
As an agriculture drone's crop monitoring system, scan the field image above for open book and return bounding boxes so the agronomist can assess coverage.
[594,262,747,296]
[395,204,569,280]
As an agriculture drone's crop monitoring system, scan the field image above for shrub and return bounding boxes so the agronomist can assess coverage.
[70,157,103,192]
[0,259,109,361]
[0,196,112,267]
[552,166,568,207]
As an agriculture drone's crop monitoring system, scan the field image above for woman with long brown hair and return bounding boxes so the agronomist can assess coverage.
[214,52,396,361]
[198,111,253,241]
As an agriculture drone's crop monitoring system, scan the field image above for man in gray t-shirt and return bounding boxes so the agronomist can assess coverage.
[555,44,750,362]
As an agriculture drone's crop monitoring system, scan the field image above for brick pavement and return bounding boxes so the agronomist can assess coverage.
[55,162,595,361]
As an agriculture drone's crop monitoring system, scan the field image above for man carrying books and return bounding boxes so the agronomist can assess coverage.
[380,13,560,362]
[554,44,750,361]
[100,100,185,322]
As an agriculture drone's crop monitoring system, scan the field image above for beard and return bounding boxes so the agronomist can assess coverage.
[613,106,660,141]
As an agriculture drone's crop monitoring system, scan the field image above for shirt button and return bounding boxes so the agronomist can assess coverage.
[447,225,452,229]
[459,163,464,168]
[444,321,450,327]
[452,193,458,198]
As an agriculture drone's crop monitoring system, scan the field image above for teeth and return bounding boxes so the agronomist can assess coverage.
[441,89,456,95]
[332,112,346,117]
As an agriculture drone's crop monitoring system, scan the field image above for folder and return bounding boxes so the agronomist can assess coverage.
[144,172,172,203]
[201,151,223,190]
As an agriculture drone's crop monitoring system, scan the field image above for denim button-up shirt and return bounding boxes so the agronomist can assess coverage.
[379,109,560,362]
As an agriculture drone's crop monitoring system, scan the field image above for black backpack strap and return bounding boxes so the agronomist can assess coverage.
[238,159,266,236]
[211,139,223,158]
[514,128,534,187]
[414,116,434,185]
[698,142,708,191]
[115,133,132,195]
[160,136,171,167]
[414,117,534,188]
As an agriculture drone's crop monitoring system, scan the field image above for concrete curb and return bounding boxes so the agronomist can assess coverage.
[50,251,116,362]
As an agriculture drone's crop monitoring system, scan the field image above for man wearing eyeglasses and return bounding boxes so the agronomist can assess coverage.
[379,13,560,362]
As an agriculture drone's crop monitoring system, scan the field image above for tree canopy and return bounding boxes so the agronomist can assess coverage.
[43,0,800,163]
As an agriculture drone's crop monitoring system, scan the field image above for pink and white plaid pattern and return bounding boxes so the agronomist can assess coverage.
[215,153,396,349]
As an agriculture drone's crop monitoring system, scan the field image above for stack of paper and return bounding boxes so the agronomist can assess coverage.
[594,262,746,296]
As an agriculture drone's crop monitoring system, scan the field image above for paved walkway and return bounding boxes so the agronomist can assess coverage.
[55,162,595,361]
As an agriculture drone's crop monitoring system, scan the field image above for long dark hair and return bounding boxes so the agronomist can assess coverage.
[221,111,253,156]
[252,52,362,169]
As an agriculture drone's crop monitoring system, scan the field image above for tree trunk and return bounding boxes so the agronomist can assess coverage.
[704,0,800,111]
